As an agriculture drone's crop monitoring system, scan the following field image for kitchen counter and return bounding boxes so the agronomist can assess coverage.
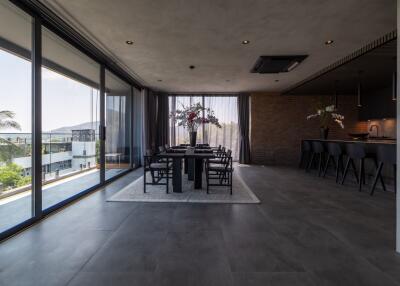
[305,138,396,145]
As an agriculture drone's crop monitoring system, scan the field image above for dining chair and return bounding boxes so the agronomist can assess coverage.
[143,149,172,193]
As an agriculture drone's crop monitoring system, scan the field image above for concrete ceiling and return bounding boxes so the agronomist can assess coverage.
[40,0,396,93]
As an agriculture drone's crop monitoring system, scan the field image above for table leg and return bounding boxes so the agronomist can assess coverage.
[194,158,203,189]
[184,158,188,174]
[188,158,194,181]
[172,157,182,193]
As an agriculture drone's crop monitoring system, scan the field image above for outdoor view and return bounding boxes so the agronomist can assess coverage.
[0,0,33,233]
[0,1,134,234]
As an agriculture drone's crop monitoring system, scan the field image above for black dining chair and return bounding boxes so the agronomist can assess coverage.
[205,154,233,195]
[143,150,172,193]
[299,140,312,169]
[307,141,325,176]
[322,142,344,183]
[370,145,396,196]
[341,144,365,191]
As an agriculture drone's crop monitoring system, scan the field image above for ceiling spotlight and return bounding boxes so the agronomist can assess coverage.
[157,79,162,82]
[189,65,195,69]
[125,40,134,45]
[325,40,334,45]
[226,79,231,82]
[242,40,250,45]
[275,79,279,82]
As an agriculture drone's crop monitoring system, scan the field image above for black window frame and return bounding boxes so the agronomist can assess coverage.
[0,0,143,242]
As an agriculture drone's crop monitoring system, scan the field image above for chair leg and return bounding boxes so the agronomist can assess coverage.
[358,159,364,192]
[341,157,351,185]
[230,171,233,195]
[350,159,359,184]
[335,157,341,183]
[317,153,323,177]
[322,155,332,178]
[306,153,315,172]
[166,168,169,194]
[370,162,383,196]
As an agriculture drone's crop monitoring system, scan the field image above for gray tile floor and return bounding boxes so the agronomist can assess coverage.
[0,165,399,286]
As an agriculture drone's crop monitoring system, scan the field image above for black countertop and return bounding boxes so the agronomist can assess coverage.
[305,138,396,145]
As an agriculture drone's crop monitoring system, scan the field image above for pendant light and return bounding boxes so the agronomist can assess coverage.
[333,80,339,109]
[357,71,362,107]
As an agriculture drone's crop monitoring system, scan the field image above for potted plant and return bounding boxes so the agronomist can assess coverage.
[306,104,344,139]
[170,103,221,146]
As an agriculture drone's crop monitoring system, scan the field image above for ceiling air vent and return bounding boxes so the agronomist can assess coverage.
[251,55,308,73]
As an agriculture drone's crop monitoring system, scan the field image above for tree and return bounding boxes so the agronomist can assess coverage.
[0,163,24,188]
[0,110,23,163]
[0,111,21,130]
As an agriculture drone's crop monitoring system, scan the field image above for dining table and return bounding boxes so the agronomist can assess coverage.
[157,147,216,193]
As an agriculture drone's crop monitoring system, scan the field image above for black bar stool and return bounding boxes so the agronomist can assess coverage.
[341,144,365,191]
[370,145,396,196]
[307,141,325,176]
[299,140,312,169]
[322,142,344,183]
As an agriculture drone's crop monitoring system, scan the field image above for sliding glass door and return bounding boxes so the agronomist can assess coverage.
[0,0,139,240]
[41,27,101,210]
[105,70,132,180]
[0,0,33,233]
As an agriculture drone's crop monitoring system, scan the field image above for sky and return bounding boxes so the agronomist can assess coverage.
[0,49,99,133]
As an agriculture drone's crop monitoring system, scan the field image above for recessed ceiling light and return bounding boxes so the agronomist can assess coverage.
[125,40,134,45]
[157,79,162,82]
[189,65,195,69]
[242,40,250,45]
[226,79,230,82]
[275,79,279,82]
[325,40,334,45]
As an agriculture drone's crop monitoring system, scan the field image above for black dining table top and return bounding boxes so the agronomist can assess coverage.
[157,147,216,159]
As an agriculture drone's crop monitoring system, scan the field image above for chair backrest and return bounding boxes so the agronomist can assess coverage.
[345,143,366,159]
[302,140,311,152]
[311,141,324,153]
[377,145,396,165]
[218,145,222,151]
[164,144,169,150]
[327,142,343,156]
[144,149,154,167]
[159,146,165,152]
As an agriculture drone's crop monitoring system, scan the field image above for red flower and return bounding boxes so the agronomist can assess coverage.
[187,112,196,122]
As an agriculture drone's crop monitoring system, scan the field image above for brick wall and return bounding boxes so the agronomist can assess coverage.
[250,93,367,166]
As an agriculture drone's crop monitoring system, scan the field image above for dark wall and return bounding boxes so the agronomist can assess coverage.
[358,86,396,120]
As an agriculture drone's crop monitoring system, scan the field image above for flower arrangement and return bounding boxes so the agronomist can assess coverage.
[307,104,345,129]
[170,103,221,133]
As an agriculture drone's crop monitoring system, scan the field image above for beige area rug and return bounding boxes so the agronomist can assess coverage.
[107,169,260,204]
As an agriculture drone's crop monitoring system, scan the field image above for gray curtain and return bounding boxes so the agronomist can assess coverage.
[238,93,251,164]
[144,89,157,152]
[156,93,169,148]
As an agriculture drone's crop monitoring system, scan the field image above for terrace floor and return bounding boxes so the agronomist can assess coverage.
[0,165,399,286]
[0,168,127,233]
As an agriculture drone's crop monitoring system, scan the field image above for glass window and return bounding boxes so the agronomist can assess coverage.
[169,96,203,146]
[0,0,33,233]
[41,27,100,210]
[105,70,132,180]
[204,96,239,160]
[169,96,239,160]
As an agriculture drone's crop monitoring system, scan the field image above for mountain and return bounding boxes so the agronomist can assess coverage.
[50,121,100,133]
